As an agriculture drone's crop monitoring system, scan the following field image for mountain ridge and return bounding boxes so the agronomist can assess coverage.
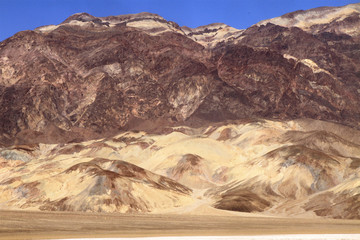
[1,3,360,145]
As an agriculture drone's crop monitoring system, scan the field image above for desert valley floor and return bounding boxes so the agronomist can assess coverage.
[0,210,360,239]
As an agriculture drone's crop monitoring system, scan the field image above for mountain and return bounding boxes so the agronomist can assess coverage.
[256,3,360,37]
[1,4,360,219]
[1,3,360,146]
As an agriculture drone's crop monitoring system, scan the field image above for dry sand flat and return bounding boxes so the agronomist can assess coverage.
[58,236,360,240]
[0,210,360,240]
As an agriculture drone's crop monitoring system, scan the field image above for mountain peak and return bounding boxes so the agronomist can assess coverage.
[62,12,98,24]
[102,12,164,21]
[36,12,242,48]
[62,12,165,24]
[181,22,244,48]
[256,3,360,36]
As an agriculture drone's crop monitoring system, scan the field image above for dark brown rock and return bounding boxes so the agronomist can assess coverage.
[1,4,360,145]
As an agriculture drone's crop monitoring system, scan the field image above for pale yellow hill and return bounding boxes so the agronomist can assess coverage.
[1,119,360,218]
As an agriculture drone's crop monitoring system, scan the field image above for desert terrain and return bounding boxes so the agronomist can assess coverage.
[1,119,360,239]
[1,119,360,219]
[0,210,360,240]
[1,2,360,240]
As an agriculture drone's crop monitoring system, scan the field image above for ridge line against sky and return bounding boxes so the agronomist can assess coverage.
[0,0,360,41]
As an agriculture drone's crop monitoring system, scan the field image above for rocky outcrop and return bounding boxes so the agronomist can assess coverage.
[1,4,360,145]
[181,23,244,48]
[0,20,213,145]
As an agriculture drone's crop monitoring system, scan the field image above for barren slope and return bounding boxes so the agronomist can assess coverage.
[1,119,360,219]
[1,4,360,145]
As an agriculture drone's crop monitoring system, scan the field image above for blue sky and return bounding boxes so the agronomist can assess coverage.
[0,0,359,41]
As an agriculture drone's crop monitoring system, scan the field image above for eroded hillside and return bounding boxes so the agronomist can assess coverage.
[1,119,359,219]
[0,4,360,145]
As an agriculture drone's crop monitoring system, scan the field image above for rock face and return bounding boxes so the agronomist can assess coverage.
[1,3,360,219]
[1,3,360,145]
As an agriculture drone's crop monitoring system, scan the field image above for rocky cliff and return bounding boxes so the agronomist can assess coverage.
[1,3,360,145]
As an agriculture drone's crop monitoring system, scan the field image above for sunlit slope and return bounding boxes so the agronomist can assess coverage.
[0,147,192,213]
[0,119,359,218]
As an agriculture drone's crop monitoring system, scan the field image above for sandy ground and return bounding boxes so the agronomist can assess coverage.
[0,210,359,240]
[58,236,360,240]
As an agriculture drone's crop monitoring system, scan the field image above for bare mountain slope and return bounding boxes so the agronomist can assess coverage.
[1,4,360,145]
